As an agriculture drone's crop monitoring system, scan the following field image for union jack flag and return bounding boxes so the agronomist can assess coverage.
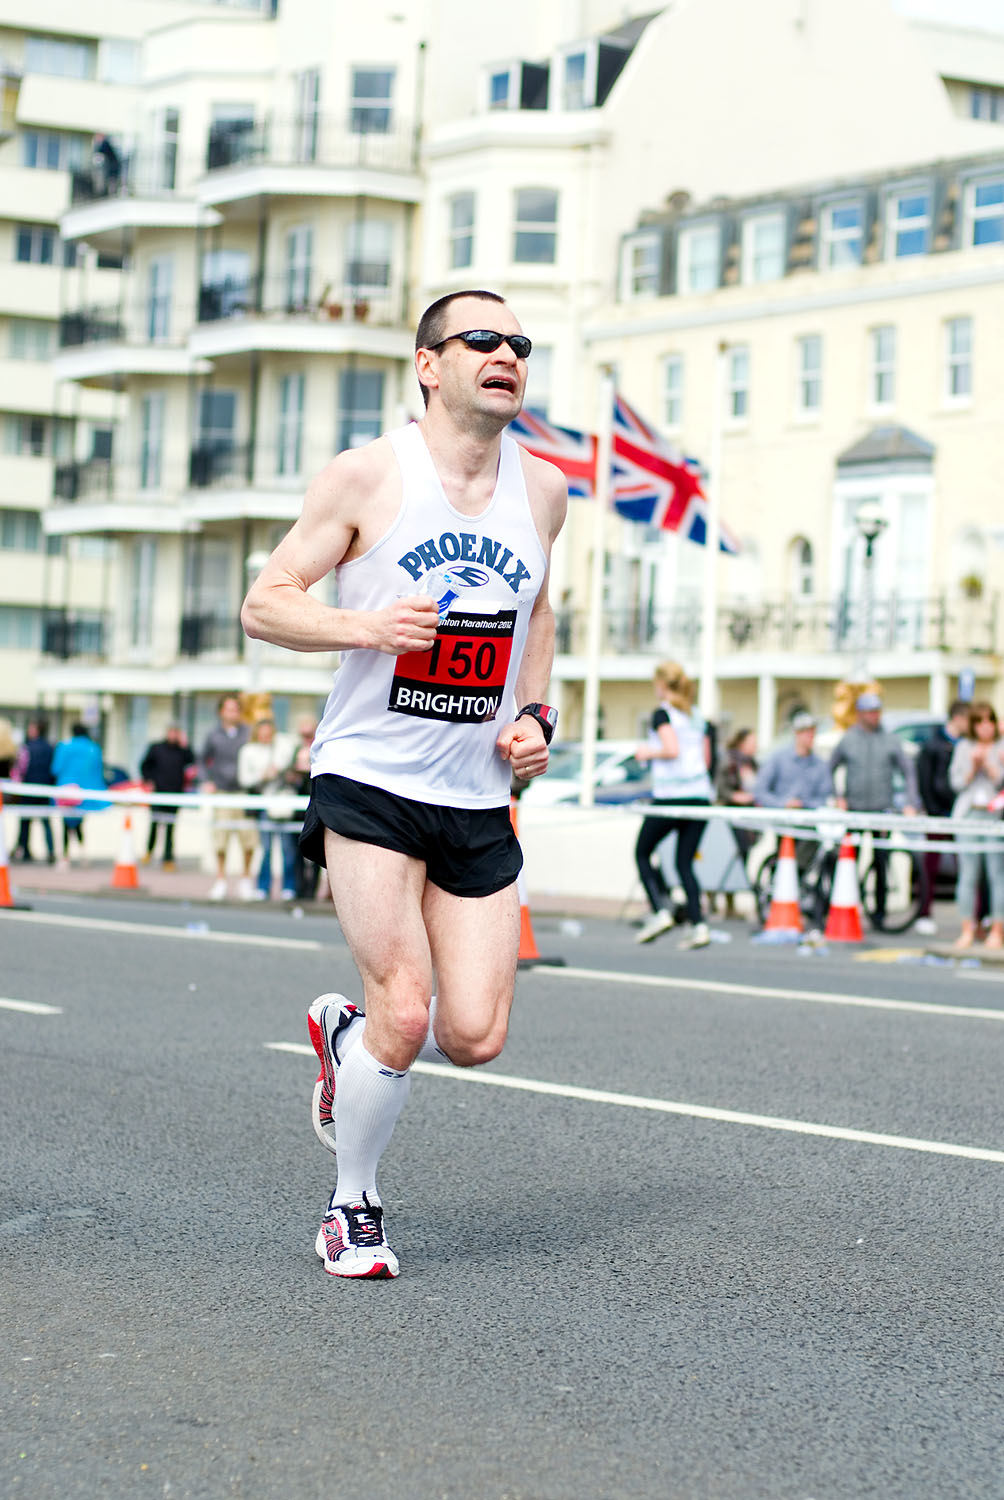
[509,398,740,553]
[508,409,597,499]
[611,394,740,554]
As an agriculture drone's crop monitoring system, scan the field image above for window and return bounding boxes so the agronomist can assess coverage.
[662,355,684,428]
[284,225,313,309]
[338,369,384,450]
[200,248,252,319]
[277,372,305,476]
[820,200,864,268]
[968,178,1004,246]
[513,187,558,264]
[129,539,157,650]
[523,345,552,418]
[139,394,165,490]
[887,189,930,258]
[488,67,516,110]
[742,213,785,283]
[870,326,896,406]
[796,334,822,413]
[25,34,95,79]
[621,233,659,299]
[351,68,394,133]
[448,193,475,271]
[561,47,594,110]
[198,390,237,454]
[345,220,392,289]
[98,39,139,86]
[677,224,720,293]
[0,508,42,551]
[8,320,55,360]
[147,257,173,341]
[295,69,321,162]
[15,224,56,265]
[149,107,180,192]
[0,605,43,649]
[4,416,47,457]
[21,129,88,172]
[970,86,1004,120]
[789,537,815,598]
[727,346,749,420]
[945,317,972,400]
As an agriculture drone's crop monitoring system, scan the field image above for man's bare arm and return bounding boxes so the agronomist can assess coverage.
[241,447,438,655]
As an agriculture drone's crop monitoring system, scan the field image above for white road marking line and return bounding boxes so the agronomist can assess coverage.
[264,1045,1004,1164]
[0,997,62,1015]
[0,910,322,951]
[530,964,1004,1023]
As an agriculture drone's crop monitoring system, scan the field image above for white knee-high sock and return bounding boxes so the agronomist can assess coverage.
[332,1039,410,1206]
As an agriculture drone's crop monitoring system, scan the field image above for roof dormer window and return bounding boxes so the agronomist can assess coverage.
[559,44,597,110]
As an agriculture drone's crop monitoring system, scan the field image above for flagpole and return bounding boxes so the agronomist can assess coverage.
[698,341,727,723]
[579,366,615,808]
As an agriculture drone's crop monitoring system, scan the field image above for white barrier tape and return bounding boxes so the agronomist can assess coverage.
[3,777,1003,852]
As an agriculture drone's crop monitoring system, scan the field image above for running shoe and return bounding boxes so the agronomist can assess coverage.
[636,908,674,944]
[678,921,711,950]
[307,993,363,1154]
[315,1192,399,1279]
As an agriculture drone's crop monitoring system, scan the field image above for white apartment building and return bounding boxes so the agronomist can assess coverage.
[3,0,1002,766]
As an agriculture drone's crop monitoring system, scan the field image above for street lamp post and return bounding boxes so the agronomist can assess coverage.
[851,500,888,680]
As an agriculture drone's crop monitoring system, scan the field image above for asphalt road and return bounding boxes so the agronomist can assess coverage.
[2,896,1002,1500]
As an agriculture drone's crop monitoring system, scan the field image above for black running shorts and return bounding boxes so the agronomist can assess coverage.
[299,773,523,898]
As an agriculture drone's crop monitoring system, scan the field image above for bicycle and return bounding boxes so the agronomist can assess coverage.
[752,826,928,934]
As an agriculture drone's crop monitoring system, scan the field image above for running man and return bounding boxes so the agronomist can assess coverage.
[241,290,567,1279]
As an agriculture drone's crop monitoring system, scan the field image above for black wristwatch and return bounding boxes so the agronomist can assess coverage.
[515,703,558,745]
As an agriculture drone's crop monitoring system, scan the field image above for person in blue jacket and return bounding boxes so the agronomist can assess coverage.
[51,722,107,863]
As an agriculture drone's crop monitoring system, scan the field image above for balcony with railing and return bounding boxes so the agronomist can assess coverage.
[53,295,209,387]
[178,610,243,657]
[41,610,109,660]
[554,594,1003,667]
[62,149,222,248]
[189,268,412,359]
[199,111,421,205]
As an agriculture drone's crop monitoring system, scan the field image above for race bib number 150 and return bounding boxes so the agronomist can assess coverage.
[389,610,516,723]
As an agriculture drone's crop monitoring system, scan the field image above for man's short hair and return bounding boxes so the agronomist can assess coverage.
[948,699,969,719]
[217,693,241,712]
[414,290,507,408]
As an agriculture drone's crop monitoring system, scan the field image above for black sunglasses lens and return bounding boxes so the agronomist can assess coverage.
[462,331,504,351]
[461,331,531,358]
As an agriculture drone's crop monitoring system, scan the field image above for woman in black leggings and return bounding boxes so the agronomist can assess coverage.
[633,661,713,948]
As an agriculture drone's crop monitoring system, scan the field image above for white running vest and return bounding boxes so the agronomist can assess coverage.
[311,423,548,809]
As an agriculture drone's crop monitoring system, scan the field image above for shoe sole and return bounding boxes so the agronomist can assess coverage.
[307,994,362,1156]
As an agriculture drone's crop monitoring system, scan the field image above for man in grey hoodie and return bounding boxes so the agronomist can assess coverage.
[830,692,919,926]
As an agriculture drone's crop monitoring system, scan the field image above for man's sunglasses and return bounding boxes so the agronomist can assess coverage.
[427,329,532,359]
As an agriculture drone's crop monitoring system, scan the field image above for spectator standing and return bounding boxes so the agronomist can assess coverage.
[633,661,713,948]
[914,699,971,936]
[237,717,297,900]
[830,692,918,928]
[282,716,319,901]
[948,701,1004,950]
[754,712,833,922]
[12,717,56,863]
[714,727,758,914]
[51,722,106,864]
[199,693,254,902]
[140,724,195,870]
[0,717,16,777]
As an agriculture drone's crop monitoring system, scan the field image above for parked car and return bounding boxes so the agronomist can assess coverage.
[517,739,653,807]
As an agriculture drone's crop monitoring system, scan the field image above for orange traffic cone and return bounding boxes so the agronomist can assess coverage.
[110,811,141,890]
[823,837,864,943]
[509,798,564,968]
[0,790,30,911]
[763,835,804,934]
